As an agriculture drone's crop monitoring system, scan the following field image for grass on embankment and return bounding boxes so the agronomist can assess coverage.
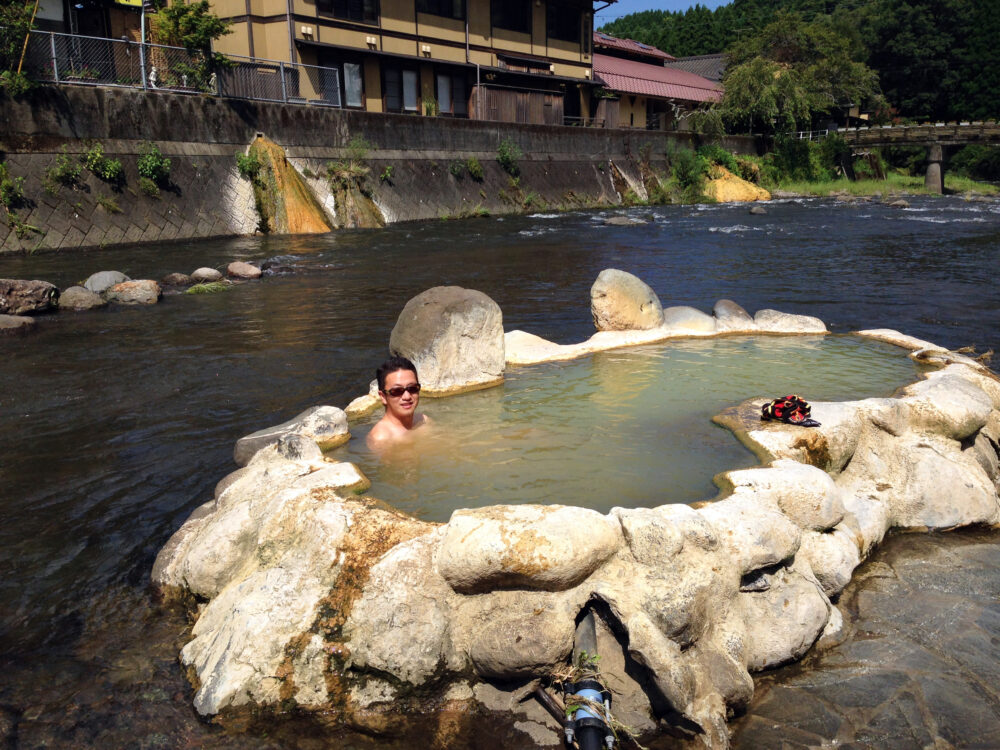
[774,172,998,198]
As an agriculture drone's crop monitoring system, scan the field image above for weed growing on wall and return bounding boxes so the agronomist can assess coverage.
[138,177,160,197]
[379,165,393,183]
[83,143,124,183]
[466,157,484,181]
[0,162,25,209]
[42,146,82,195]
[235,151,262,181]
[96,193,122,213]
[449,160,464,178]
[137,142,172,185]
[496,138,522,177]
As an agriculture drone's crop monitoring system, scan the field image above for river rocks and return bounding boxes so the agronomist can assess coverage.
[191,267,223,283]
[662,305,717,333]
[0,279,59,314]
[749,205,767,215]
[105,280,161,305]
[900,371,992,440]
[162,272,191,286]
[227,261,262,279]
[0,314,36,335]
[389,286,505,394]
[591,268,664,331]
[436,505,621,593]
[888,198,910,208]
[233,405,350,466]
[84,270,129,294]
[58,285,106,310]
[713,299,756,332]
[603,215,647,226]
[754,308,828,334]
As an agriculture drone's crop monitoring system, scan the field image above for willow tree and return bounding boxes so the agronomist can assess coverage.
[718,11,884,134]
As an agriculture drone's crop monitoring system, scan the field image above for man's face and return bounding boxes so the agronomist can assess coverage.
[379,368,420,419]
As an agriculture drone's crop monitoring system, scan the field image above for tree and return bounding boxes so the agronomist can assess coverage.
[1,0,37,94]
[719,11,883,133]
[158,0,231,55]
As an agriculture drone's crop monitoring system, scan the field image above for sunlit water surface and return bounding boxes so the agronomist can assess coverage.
[336,336,918,521]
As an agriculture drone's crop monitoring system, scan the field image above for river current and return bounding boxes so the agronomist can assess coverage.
[2,195,999,748]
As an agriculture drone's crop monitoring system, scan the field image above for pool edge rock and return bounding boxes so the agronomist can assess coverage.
[153,287,1000,749]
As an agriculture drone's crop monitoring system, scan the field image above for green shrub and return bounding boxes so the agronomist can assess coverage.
[496,138,522,177]
[466,157,484,181]
[697,144,740,173]
[83,143,124,183]
[0,162,26,208]
[96,193,122,213]
[449,160,464,177]
[0,71,32,97]
[137,142,172,184]
[817,133,853,178]
[138,176,160,197]
[671,147,709,201]
[236,151,262,181]
[43,146,82,195]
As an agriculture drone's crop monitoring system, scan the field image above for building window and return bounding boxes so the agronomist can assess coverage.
[416,0,464,20]
[547,2,581,43]
[384,67,419,112]
[436,72,468,116]
[492,0,530,34]
[317,0,379,24]
[344,62,364,107]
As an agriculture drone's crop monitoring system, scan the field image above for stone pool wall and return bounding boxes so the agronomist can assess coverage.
[152,278,1000,749]
[0,86,758,254]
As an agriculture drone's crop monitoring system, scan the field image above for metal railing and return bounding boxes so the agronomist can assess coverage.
[21,29,344,106]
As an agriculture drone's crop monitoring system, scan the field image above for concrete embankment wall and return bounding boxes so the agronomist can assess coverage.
[0,86,757,254]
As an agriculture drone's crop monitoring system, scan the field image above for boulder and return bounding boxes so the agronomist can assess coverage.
[227,261,262,279]
[0,279,59,315]
[901,372,992,441]
[389,286,505,394]
[603,215,647,226]
[725,460,845,531]
[84,270,129,295]
[436,505,622,593]
[753,309,828,334]
[191,267,223,283]
[106,280,161,305]
[661,305,717,333]
[0,314,36,336]
[713,299,756,332]
[749,205,767,215]
[162,272,192,286]
[233,405,350,466]
[58,286,105,310]
[888,199,910,208]
[590,269,664,331]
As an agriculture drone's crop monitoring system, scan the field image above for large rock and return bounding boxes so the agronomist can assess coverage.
[389,286,505,394]
[191,267,223,283]
[0,279,59,315]
[84,270,129,295]
[590,269,664,331]
[754,309,827,333]
[58,286,105,310]
[436,505,622,593]
[0,314,36,335]
[713,299,756,332]
[162,272,192,286]
[233,405,350,466]
[661,305,717,333]
[106,280,161,305]
[227,261,262,279]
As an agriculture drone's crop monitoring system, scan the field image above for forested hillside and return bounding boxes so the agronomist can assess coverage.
[599,0,999,121]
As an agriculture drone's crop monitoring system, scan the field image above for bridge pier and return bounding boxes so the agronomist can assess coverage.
[925,143,945,194]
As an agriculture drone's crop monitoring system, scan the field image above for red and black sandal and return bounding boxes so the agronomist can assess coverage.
[761,394,821,427]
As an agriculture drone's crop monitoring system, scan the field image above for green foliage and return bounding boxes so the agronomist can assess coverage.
[236,151,262,181]
[768,136,822,182]
[449,160,465,178]
[670,147,710,202]
[43,146,81,195]
[158,0,231,53]
[697,144,739,173]
[422,95,438,116]
[83,142,124,183]
[948,145,1000,182]
[137,142,172,185]
[816,132,853,176]
[465,157,484,181]
[379,165,394,183]
[138,176,160,197]
[0,70,32,96]
[345,136,374,163]
[0,161,25,208]
[496,138,522,177]
[185,281,228,294]
[0,0,34,72]
[301,166,316,179]
[96,193,122,213]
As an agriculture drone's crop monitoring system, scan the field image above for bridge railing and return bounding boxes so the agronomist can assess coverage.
[787,122,1000,145]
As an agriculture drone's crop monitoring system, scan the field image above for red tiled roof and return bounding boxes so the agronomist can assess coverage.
[593,31,675,62]
[593,54,722,103]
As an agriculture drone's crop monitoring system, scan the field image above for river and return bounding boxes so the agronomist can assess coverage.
[1,195,998,748]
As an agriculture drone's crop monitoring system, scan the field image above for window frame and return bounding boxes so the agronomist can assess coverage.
[383,65,421,114]
[416,0,465,21]
[546,1,581,44]
[491,0,531,34]
[316,0,379,25]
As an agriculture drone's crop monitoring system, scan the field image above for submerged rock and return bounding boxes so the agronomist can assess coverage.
[58,286,105,310]
[161,272,192,286]
[0,279,59,315]
[591,268,664,331]
[389,286,505,394]
[0,313,36,335]
[190,267,223,283]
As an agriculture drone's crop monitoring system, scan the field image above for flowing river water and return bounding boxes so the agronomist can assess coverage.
[2,195,999,748]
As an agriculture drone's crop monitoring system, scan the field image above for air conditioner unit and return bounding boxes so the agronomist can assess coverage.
[366,35,377,46]
[301,25,313,36]
[421,44,432,55]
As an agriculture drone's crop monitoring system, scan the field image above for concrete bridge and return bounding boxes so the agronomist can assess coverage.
[791,121,1000,193]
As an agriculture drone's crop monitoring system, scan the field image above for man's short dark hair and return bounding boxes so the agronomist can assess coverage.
[377,355,418,391]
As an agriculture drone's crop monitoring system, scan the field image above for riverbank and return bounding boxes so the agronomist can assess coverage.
[772,172,999,199]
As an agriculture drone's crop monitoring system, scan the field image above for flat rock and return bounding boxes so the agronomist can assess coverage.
[888,199,910,208]
[662,305,717,333]
[233,405,350,466]
[106,280,161,305]
[0,314,36,336]
[59,285,106,310]
[227,261,261,279]
[84,270,129,294]
[191,267,223,283]
[754,309,828,333]
[603,215,647,226]
[389,286,505,394]
[436,505,622,593]
[590,268,664,331]
[0,278,59,314]
[162,272,192,286]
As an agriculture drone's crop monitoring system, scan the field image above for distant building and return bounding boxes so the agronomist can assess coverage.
[592,31,721,130]
[662,53,726,84]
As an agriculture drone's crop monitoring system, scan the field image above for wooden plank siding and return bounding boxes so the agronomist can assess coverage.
[470,85,565,125]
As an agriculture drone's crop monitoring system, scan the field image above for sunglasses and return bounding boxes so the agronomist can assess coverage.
[383,384,421,398]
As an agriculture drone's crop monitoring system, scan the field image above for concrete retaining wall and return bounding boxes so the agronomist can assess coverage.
[0,86,758,254]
